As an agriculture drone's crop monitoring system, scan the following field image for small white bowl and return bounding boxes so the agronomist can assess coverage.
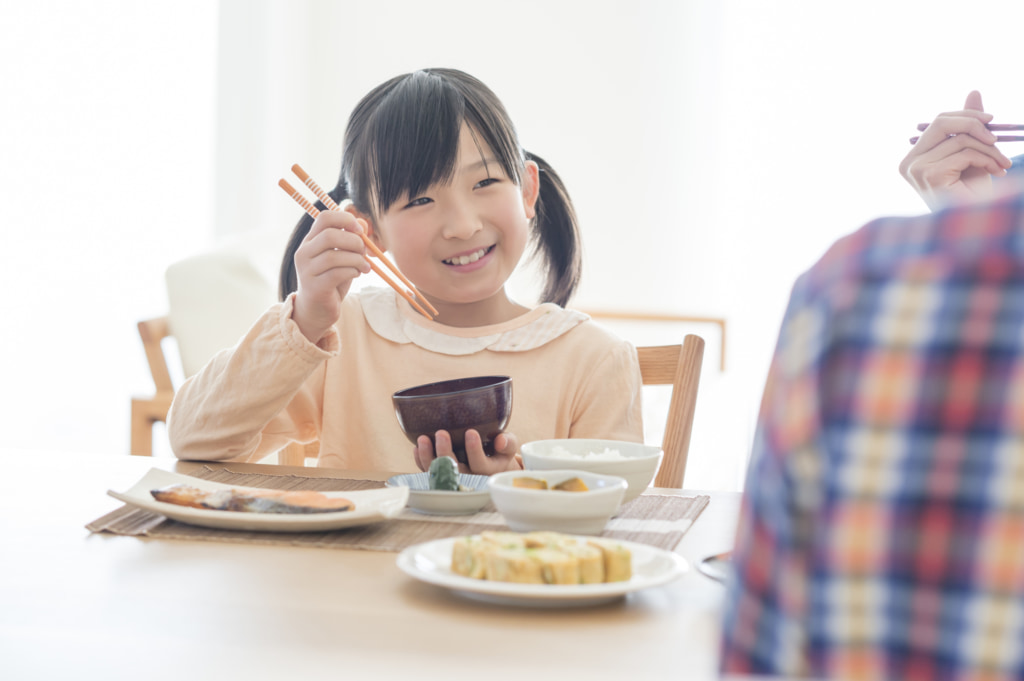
[520,439,663,504]
[386,472,490,516]
[487,469,627,535]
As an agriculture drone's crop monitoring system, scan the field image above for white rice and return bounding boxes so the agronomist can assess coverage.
[546,446,629,461]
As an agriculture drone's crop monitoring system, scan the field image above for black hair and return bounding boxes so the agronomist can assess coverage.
[278,68,581,308]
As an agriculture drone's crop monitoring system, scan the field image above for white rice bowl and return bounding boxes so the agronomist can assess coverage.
[520,439,663,503]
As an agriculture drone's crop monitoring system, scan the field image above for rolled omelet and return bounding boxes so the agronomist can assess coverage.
[450,532,631,585]
[587,538,633,582]
[479,531,527,549]
[485,547,545,584]
[522,531,567,549]
[530,548,581,585]
[559,541,605,584]
[451,536,488,579]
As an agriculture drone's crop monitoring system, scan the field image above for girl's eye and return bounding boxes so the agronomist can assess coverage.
[404,196,432,209]
[475,177,499,189]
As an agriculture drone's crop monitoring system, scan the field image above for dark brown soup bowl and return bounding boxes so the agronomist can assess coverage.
[392,376,513,465]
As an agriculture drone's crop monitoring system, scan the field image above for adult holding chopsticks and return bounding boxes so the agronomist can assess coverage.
[900,90,1024,211]
[167,68,643,475]
[721,90,1024,680]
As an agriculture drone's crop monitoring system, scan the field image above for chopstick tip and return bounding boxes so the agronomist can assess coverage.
[291,164,309,181]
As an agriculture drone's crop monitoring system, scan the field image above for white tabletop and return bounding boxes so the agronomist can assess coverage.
[0,450,740,681]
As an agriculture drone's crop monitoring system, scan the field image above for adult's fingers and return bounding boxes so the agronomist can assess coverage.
[913,147,1010,185]
[964,89,983,112]
[914,114,998,150]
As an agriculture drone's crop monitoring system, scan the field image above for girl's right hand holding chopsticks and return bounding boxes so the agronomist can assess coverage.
[291,210,372,344]
[900,90,1013,211]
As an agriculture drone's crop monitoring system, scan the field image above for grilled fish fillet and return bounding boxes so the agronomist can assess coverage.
[151,484,354,514]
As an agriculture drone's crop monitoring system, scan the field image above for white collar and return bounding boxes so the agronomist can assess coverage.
[357,287,588,355]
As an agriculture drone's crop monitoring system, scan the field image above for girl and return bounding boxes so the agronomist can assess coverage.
[168,68,643,474]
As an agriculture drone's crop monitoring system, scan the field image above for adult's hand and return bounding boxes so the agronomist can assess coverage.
[899,90,1012,211]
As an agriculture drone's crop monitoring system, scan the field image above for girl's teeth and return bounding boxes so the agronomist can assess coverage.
[447,248,487,265]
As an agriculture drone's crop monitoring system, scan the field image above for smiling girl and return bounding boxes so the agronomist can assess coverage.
[168,68,643,474]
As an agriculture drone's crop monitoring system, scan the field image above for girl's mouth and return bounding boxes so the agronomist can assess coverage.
[443,245,494,266]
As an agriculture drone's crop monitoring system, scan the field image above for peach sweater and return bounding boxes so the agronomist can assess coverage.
[167,287,643,472]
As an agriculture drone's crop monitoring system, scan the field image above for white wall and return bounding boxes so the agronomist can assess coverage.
[4,0,1024,490]
[0,1,218,454]
[703,2,1024,485]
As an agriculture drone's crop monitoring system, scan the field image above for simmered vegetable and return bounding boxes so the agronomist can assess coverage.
[552,477,589,492]
[510,476,590,492]
[511,476,548,490]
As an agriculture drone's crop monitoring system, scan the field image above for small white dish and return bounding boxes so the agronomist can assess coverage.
[396,535,688,607]
[386,472,491,516]
[521,439,663,503]
[487,469,627,535]
[108,468,408,533]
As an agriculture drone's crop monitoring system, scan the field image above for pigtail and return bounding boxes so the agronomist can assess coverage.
[277,183,350,301]
[525,151,582,308]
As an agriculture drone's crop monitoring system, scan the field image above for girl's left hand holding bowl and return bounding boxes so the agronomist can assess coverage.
[414,430,522,475]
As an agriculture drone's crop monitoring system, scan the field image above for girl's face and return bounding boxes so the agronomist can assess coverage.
[371,124,539,324]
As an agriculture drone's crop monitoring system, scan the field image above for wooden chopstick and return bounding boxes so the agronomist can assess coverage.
[277,178,435,320]
[911,122,1024,144]
[289,165,439,318]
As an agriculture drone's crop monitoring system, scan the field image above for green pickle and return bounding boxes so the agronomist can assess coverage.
[428,457,461,491]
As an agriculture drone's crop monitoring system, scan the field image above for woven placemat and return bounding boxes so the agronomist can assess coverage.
[87,466,709,553]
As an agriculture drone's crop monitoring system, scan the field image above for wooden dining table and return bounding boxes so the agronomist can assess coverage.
[0,448,742,681]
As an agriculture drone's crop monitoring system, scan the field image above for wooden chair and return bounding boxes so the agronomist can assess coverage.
[130,316,175,456]
[638,334,705,488]
[279,440,318,467]
[130,314,312,464]
[132,250,276,457]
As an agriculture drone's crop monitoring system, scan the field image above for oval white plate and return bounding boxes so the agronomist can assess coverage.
[108,468,408,532]
[386,472,490,516]
[396,535,688,607]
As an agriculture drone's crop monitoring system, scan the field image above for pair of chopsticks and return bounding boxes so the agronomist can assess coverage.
[278,165,438,320]
[910,123,1024,145]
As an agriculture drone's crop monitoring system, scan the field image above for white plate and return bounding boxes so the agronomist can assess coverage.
[108,468,408,532]
[396,536,688,607]
[386,472,491,515]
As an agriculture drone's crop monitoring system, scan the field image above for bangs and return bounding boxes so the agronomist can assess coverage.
[350,70,524,217]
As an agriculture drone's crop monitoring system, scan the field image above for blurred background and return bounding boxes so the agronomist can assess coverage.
[3,0,1023,490]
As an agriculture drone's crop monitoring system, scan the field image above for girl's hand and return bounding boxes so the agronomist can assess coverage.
[291,210,371,343]
[900,90,1012,212]
[413,431,522,475]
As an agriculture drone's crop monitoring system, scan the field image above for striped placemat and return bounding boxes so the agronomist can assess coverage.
[87,465,709,553]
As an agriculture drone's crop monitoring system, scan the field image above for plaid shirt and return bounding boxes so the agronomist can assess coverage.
[721,192,1024,680]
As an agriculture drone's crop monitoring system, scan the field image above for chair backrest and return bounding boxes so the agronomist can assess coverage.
[637,334,705,489]
[131,316,175,456]
[132,251,275,457]
[138,317,174,396]
[165,251,275,376]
